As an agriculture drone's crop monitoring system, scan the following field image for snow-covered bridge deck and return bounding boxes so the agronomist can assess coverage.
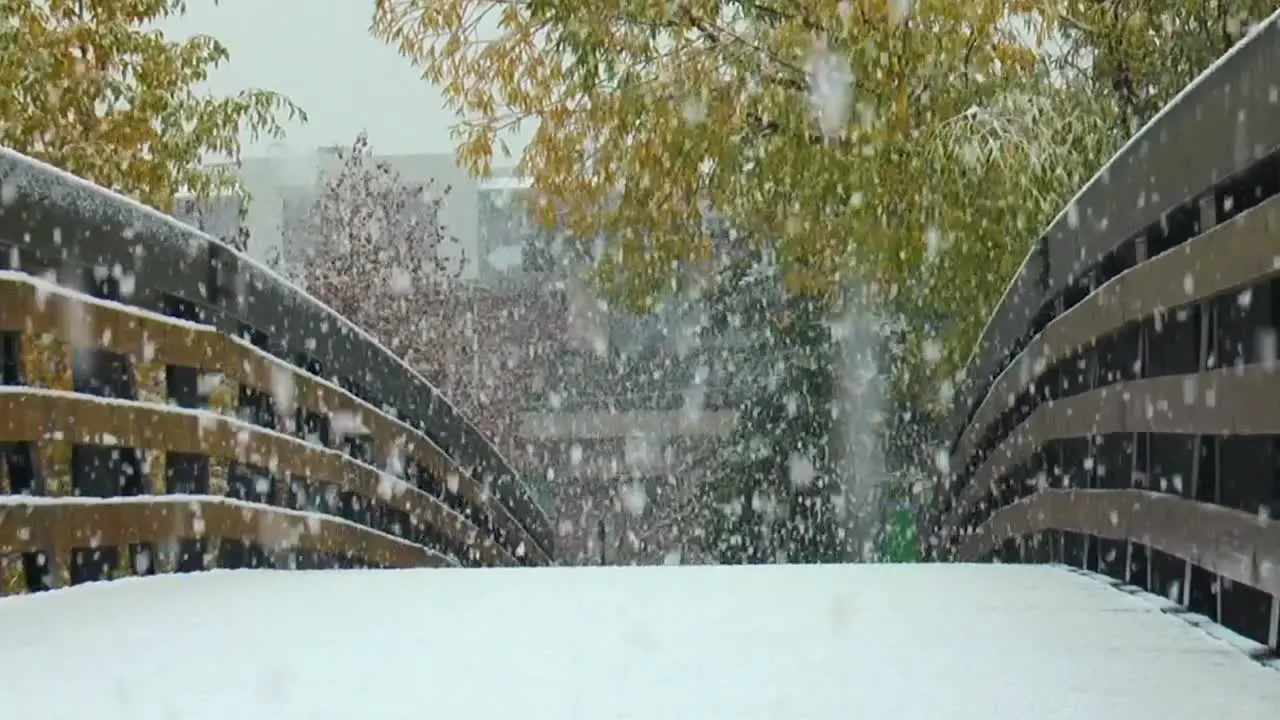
[2,564,1278,719]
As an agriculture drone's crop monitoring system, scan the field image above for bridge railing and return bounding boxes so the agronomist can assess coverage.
[0,148,553,593]
[925,14,1280,651]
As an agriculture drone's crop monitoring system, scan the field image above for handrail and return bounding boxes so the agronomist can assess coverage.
[929,19,1280,652]
[946,11,1280,454]
[0,179,564,591]
[0,146,552,556]
[948,194,1280,479]
[0,271,546,565]
[0,495,450,591]
[938,192,1280,533]
[0,388,515,568]
[956,489,1280,599]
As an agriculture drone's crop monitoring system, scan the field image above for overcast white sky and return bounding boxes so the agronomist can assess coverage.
[155,0,534,161]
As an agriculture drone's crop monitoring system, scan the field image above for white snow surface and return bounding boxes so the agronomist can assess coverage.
[2,563,1279,719]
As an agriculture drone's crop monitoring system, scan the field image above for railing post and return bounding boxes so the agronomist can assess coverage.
[1125,235,1147,588]
[1180,193,1222,618]
[1269,596,1279,651]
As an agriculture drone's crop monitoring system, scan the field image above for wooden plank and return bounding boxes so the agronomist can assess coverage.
[0,274,547,564]
[0,392,513,568]
[956,489,1280,598]
[943,364,1280,536]
[951,194,1280,477]
[0,497,447,569]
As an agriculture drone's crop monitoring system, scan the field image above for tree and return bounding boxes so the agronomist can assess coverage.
[0,0,304,210]
[1052,1,1276,134]
[292,132,462,362]
[376,0,1269,546]
[373,0,1274,405]
[884,2,1278,404]
[691,249,847,564]
[448,279,567,460]
[883,78,1116,404]
[373,0,1043,305]
[372,0,1146,423]
[293,132,566,460]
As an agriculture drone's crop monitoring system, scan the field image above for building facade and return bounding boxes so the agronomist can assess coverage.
[179,151,539,286]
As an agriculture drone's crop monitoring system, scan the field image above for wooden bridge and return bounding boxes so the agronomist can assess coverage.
[4,15,1280,718]
[0,147,553,593]
[923,13,1280,653]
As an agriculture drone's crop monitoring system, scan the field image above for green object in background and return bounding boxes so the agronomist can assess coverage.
[877,503,920,563]
[519,471,554,517]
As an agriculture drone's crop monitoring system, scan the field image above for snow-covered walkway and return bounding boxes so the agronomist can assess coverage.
[1,563,1278,719]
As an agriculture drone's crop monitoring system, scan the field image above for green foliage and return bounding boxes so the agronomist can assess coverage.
[691,251,848,564]
[868,475,922,561]
[372,0,1094,411]
[1054,0,1276,132]
[0,0,305,211]
[874,500,919,562]
[374,0,1042,303]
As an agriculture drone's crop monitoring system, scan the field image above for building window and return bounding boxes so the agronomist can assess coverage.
[281,190,321,276]
[477,185,557,279]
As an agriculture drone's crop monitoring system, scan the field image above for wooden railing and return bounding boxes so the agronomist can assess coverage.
[0,148,553,594]
[924,14,1280,651]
